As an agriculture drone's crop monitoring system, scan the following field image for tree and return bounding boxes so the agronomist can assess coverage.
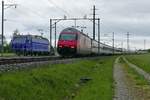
[13,29,20,37]
[148,49,150,53]
[4,43,12,53]
[0,34,6,45]
[0,34,8,53]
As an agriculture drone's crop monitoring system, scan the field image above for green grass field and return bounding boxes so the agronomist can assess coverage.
[125,53,150,73]
[0,53,16,57]
[0,56,116,100]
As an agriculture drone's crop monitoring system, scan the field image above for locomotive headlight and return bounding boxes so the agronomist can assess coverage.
[70,46,75,49]
[59,45,63,48]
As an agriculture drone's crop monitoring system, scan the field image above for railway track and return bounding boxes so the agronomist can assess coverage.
[0,56,102,73]
[0,56,61,65]
[0,55,102,65]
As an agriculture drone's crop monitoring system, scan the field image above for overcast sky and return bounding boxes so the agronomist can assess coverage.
[0,0,150,50]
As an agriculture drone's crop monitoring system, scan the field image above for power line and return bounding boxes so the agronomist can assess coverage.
[19,4,47,20]
[3,4,48,22]
[47,0,70,16]
[144,39,146,50]
[126,32,130,52]
[93,5,96,40]
[112,32,115,54]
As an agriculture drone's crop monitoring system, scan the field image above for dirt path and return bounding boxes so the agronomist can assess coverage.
[113,57,150,100]
[113,57,133,100]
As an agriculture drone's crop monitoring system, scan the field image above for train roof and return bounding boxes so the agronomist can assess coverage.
[13,35,49,41]
[62,27,80,33]
[62,27,123,49]
[61,27,92,38]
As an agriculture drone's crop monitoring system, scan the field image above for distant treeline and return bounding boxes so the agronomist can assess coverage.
[1,44,12,53]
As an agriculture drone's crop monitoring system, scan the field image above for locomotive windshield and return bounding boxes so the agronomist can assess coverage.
[13,37,26,43]
[59,34,77,40]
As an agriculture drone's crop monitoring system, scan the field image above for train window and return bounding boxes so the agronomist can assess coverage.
[60,34,77,40]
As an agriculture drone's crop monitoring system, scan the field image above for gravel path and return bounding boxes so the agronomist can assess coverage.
[113,57,134,100]
[123,57,150,83]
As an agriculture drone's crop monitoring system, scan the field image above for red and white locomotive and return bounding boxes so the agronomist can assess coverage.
[57,27,122,56]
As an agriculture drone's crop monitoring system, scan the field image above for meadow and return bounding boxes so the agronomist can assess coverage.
[0,56,115,100]
[126,53,150,73]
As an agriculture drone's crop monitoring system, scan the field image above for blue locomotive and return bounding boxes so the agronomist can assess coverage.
[11,35,53,56]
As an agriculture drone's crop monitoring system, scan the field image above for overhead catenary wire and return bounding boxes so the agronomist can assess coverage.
[0,2,48,21]
[46,0,70,16]
[2,2,54,36]
[18,4,48,20]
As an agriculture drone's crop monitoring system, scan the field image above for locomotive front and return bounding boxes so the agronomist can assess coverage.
[57,28,78,56]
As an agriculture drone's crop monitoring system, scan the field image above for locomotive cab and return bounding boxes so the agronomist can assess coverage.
[57,28,78,56]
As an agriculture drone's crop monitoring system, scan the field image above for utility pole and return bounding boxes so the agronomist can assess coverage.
[93,5,96,40]
[121,41,123,53]
[54,22,57,51]
[112,32,115,54]
[1,1,16,56]
[74,19,77,28]
[98,18,100,54]
[126,32,130,52]
[1,1,4,56]
[50,19,52,55]
[144,39,146,50]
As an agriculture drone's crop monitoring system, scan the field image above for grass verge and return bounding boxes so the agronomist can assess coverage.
[0,56,115,100]
[125,54,150,73]
[0,53,16,57]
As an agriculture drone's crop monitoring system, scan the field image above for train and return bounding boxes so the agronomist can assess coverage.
[11,35,54,56]
[57,27,122,56]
